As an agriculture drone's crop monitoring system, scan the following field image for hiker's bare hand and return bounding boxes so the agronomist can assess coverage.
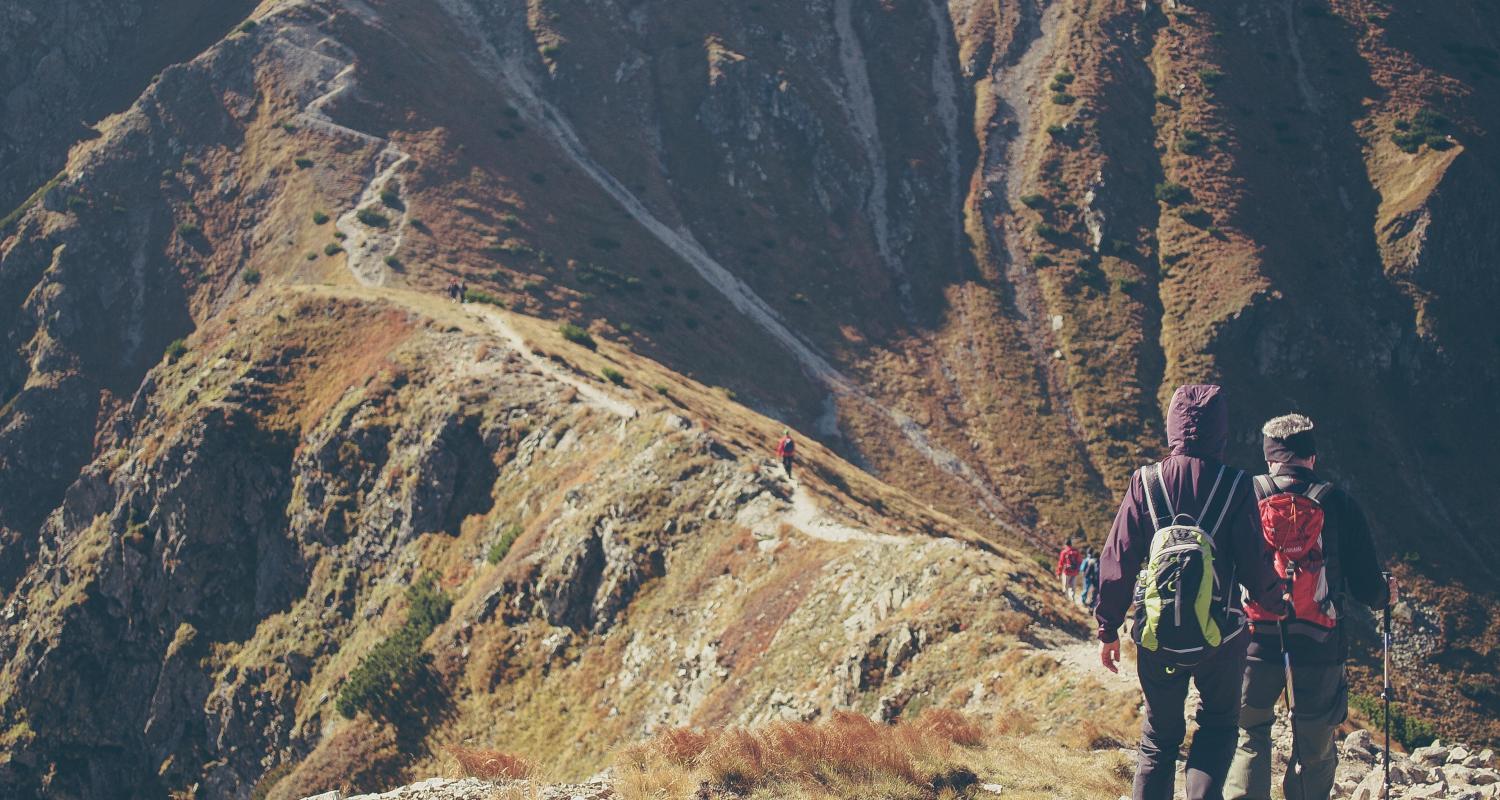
[1100,639,1120,673]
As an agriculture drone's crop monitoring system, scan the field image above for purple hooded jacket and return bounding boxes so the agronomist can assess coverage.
[1094,385,1285,643]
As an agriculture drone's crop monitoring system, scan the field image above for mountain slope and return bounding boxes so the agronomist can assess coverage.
[1,0,1499,795]
[0,285,1116,798]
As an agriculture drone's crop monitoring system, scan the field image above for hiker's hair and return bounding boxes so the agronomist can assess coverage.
[1262,413,1315,440]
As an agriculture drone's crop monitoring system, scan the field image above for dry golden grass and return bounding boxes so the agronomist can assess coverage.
[447,745,535,781]
[612,708,1132,800]
[614,709,987,800]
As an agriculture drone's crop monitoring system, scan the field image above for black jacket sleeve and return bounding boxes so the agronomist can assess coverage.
[1334,489,1390,610]
[1228,480,1286,614]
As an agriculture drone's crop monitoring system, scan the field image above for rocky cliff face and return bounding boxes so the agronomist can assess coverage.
[1,0,1498,796]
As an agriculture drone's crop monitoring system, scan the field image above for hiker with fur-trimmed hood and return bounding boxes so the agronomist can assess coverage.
[1224,414,1397,800]
[1096,385,1286,800]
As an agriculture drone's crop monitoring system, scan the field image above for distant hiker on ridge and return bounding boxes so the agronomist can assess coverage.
[1224,413,1397,800]
[776,429,796,479]
[447,278,462,303]
[1056,538,1083,603]
[1080,546,1100,607]
[1096,384,1285,800]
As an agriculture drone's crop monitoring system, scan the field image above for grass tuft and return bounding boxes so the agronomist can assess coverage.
[487,523,523,565]
[448,746,534,781]
[356,208,389,228]
[1154,181,1191,205]
[164,338,189,364]
[560,323,596,350]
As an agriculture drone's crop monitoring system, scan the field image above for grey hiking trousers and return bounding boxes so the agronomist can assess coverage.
[1133,632,1249,800]
[1225,656,1348,800]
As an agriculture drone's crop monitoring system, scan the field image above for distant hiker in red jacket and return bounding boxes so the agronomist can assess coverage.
[1056,538,1083,603]
[776,430,796,479]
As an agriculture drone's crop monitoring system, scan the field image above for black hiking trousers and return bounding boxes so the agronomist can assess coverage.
[782,455,793,478]
[1133,631,1249,800]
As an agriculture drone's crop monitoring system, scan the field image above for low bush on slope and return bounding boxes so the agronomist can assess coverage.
[336,574,452,720]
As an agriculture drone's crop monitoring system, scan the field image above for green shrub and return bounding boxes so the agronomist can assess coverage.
[601,366,625,386]
[237,19,258,33]
[335,574,452,719]
[1051,92,1076,105]
[176,221,200,237]
[1053,70,1075,85]
[1391,109,1452,153]
[356,208,389,227]
[1030,253,1052,267]
[1177,205,1213,227]
[294,157,314,169]
[384,255,402,269]
[380,188,401,208]
[164,338,189,363]
[312,211,330,225]
[654,384,669,396]
[500,213,520,229]
[1349,694,1438,749]
[243,269,262,285]
[1154,181,1191,205]
[1020,193,1048,209]
[559,323,596,349]
[464,288,504,307]
[306,252,318,261]
[66,194,87,213]
[541,44,562,57]
[1112,276,1140,295]
[1176,128,1208,155]
[1197,68,1225,87]
[486,524,523,565]
[333,230,347,240]
[1154,91,1174,104]
[325,243,344,256]
[1034,221,1061,239]
[1046,123,1067,139]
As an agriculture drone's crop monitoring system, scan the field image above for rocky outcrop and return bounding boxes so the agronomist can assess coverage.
[0,0,255,211]
[1343,735,1500,800]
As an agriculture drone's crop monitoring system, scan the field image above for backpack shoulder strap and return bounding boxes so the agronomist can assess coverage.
[1253,474,1279,501]
[1205,468,1244,541]
[1141,463,1172,532]
[1303,482,1333,505]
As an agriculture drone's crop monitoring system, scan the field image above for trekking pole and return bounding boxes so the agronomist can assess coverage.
[1280,571,1307,800]
[1381,571,1393,800]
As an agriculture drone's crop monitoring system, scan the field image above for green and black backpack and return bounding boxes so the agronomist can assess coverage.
[1129,462,1244,666]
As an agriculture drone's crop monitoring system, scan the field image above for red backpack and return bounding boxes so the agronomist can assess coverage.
[1244,475,1339,638]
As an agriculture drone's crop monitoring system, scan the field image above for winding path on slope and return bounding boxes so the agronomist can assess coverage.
[269,7,412,287]
[434,0,1043,551]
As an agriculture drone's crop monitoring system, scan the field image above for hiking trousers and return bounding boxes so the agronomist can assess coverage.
[1133,632,1248,800]
[1224,656,1347,800]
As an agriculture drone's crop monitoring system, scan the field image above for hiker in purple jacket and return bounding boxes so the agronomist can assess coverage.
[1096,385,1286,800]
